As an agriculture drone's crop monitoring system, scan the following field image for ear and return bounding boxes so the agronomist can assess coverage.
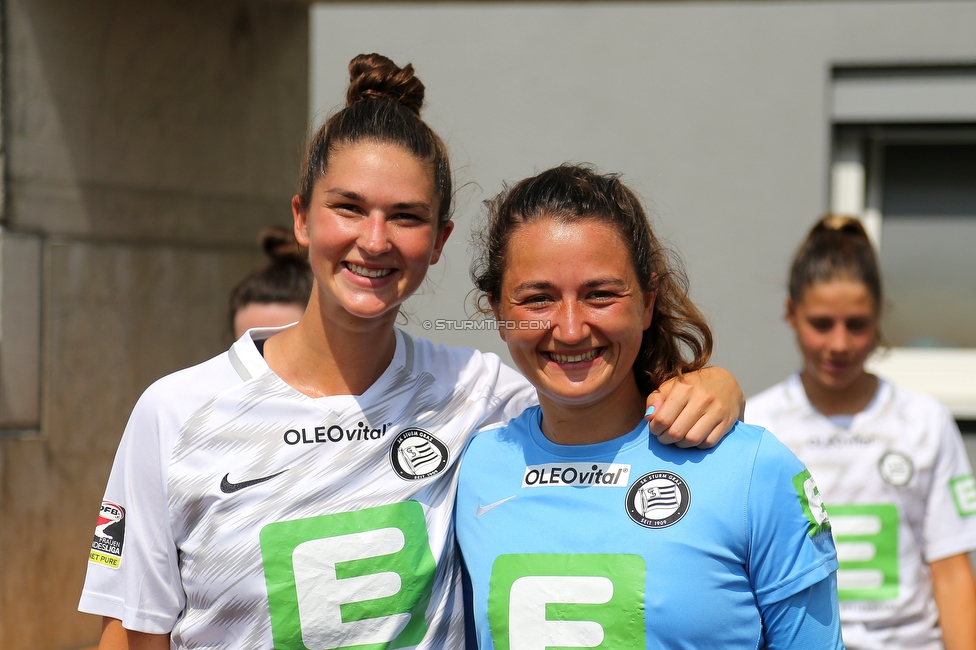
[489,296,508,342]
[642,289,657,331]
[429,220,455,265]
[293,195,310,247]
[785,297,798,329]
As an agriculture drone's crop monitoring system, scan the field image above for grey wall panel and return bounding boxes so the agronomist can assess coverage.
[310,2,976,399]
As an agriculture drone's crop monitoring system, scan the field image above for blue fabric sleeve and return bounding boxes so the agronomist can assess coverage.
[747,429,839,606]
[761,574,845,649]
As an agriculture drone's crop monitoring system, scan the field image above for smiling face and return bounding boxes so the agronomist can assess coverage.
[293,141,452,325]
[493,217,655,411]
[787,278,879,393]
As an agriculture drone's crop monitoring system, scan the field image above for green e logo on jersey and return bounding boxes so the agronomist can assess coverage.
[792,469,831,538]
[829,503,899,601]
[260,501,436,650]
[488,554,645,649]
[951,475,976,517]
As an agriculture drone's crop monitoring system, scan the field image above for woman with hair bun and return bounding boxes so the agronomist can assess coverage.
[747,215,976,650]
[456,165,843,649]
[229,225,312,338]
[79,54,744,649]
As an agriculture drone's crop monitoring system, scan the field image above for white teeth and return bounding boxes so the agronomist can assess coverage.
[347,262,393,278]
[550,349,600,364]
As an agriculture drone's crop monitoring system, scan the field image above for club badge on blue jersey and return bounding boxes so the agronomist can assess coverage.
[625,471,690,528]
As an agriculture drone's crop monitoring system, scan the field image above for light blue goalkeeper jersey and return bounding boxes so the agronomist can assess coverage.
[456,406,842,649]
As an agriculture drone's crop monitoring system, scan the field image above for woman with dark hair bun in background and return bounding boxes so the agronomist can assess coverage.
[747,215,976,650]
[229,225,312,338]
[79,54,744,649]
[457,165,843,649]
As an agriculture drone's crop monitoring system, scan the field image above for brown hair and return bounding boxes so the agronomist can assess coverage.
[472,164,712,395]
[789,215,883,313]
[229,226,312,331]
[295,53,453,229]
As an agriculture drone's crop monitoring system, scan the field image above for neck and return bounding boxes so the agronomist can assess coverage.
[537,380,647,446]
[263,291,398,397]
[800,371,878,417]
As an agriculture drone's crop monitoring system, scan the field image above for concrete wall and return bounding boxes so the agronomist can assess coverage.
[0,1,309,647]
[310,0,976,398]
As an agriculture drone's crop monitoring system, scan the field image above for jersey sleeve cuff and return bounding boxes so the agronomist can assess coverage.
[923,535,976,564]
[754,555,839,608]
[78,592,176,635]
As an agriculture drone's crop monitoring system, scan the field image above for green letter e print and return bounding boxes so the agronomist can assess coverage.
[260,501,436,650]
[792,469,831,537]
[488,554,645,650]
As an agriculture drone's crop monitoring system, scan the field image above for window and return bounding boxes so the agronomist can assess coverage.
[830,66,976,418]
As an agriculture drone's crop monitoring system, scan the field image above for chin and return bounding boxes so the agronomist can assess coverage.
[818,372,860,392]
[342,300,402,321]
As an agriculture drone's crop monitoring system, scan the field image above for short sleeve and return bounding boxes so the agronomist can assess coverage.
[746,430,839,608]
[78,386,185,633]
[760,574,844,649]
[922,407,976,562]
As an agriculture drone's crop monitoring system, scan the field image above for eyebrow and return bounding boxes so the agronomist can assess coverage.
[511,277,629,294]
[322,188,432,213]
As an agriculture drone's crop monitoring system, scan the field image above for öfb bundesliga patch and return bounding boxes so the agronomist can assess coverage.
[89,500,125,569]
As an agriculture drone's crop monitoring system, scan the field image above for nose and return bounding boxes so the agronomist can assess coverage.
[827,323,850,354]
[553,300,590,345]
[359,213,391,255]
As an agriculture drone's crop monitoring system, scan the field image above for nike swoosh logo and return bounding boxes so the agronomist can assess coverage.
[476,495,516,517]
[220,470,287,494]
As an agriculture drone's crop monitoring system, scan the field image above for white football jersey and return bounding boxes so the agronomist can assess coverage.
[79,327,536,649]
[747,374,976,650]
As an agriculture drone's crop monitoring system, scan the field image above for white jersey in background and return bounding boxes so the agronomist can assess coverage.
[79,327,535,649]
[747,374,976,650]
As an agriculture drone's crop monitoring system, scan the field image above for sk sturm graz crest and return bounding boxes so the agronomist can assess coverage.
[625,471,691,528]
[390,428,449,480]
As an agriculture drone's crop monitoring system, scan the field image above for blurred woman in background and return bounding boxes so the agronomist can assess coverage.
[747,215,976,650]
[229,225,312,338]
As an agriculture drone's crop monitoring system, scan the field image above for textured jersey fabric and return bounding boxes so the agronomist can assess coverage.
[79,327,536,649]
[747,374,976,650]
[456,408,842,649]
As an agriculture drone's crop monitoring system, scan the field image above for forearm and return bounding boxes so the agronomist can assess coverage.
[931,553,976,650]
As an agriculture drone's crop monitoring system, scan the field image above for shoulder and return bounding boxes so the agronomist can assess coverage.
[709,421,807,476]
[131,348,244,427]
[404,330,532,397]
[879,379,954,421]
[468,406,539,452]
[745,376,808,429]
[408,332,497,375]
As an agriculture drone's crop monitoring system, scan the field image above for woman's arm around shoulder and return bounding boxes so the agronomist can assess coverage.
[647,366,745,448]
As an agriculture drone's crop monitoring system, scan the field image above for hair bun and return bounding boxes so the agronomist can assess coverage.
[812,214,870,241]
[259,225,304,262]
[346,53,425,116]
